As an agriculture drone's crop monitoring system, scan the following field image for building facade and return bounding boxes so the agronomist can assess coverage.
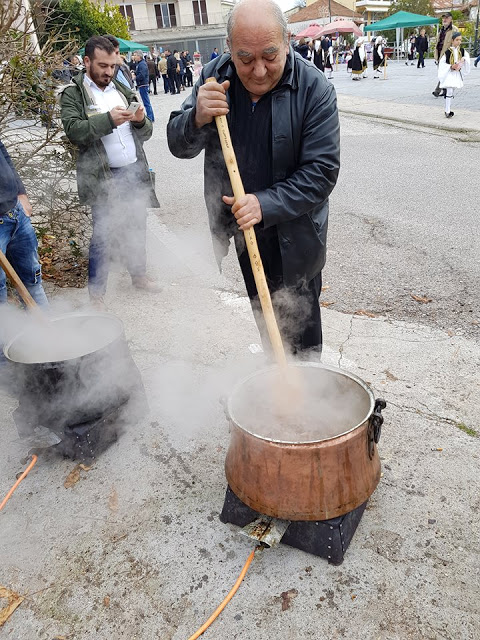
[111,0,235,60]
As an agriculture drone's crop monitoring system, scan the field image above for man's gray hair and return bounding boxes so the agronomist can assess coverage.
[133,50,145,58]
[227,0,288,44]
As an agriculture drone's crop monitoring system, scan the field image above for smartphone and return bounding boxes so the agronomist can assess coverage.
[126,101,140,114]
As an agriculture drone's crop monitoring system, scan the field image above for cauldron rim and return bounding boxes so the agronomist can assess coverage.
[3,311,124,365]
[226,362,375,445]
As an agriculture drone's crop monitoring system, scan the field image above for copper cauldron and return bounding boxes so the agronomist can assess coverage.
[225,363,386,521]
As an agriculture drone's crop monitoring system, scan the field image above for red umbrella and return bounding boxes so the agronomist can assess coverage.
[314,20,363,38]
[295,23,322,39]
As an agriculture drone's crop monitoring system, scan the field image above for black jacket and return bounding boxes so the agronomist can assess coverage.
[167,54,178,74]
[0,139,25,215]
[415,35,428,53]
[167,48,340,286]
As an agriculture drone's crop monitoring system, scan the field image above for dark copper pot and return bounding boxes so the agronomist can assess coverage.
[225,363,386,521]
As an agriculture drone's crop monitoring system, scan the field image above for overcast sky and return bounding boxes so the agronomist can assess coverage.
[276,0,298,11]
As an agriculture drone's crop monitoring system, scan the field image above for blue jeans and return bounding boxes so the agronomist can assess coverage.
[138,85,155,122]
[89,163,148,297]
[0,200,48,306]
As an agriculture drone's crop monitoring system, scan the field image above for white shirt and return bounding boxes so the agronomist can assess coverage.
[84,74,137,168]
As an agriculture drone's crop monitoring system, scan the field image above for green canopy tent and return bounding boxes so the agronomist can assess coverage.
[364,11,439,60]
[364,11,439,32]
[79,37,149,55]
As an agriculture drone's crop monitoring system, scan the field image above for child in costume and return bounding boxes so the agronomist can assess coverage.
[351,37,367,81]
[438,32,471,118]
[373,36,387,78]
[324,41,334,80]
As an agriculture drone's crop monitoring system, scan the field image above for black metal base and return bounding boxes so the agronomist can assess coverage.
[53,403,124,463]
[219,486,367,565]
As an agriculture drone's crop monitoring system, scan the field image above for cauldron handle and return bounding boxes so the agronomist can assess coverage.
[368,398,386,459]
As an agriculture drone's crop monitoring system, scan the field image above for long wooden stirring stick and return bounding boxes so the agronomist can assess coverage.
[206,77,287,369]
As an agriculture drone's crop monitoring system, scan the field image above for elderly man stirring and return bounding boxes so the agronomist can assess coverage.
[167,0,340,355]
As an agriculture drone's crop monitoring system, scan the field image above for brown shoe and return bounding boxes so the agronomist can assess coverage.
[132,276,162,293]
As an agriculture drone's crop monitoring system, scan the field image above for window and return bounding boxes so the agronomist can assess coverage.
[118,4,135,30]
[155,3,177,28]
[192,0,208,25]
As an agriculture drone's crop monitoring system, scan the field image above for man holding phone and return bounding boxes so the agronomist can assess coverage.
[60,35,161,307]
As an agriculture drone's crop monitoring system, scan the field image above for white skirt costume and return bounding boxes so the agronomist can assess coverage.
[438,47,471,89]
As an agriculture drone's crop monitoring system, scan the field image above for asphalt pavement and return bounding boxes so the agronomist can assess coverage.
[0,65,479,639]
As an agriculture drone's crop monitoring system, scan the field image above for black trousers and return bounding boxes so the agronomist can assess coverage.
[148,74,157,94]
[236,227,322,355]
[417,51,425,67]
[168,71,180,93]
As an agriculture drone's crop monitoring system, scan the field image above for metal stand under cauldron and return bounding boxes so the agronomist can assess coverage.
[220,486,368,565]
[220,363,386,563]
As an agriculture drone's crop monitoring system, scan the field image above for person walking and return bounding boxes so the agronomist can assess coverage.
[147,57,157,95]
[324,40,334,80]
[351,37,366,80]
[59,36,160,307]
[406,34,416,65]
[184,50,194,87]
[167,0,340,355]
[373,36,386,78]
[0,139,48,307]
[167,50,181,94]
[313,39,324,72]
[178,51,187,90]
[415,28,428,68]
[438,31,471,118]
[132,51,155,121]
[210,47,219,60]
[158,53,169,93]
[433,13,458,97]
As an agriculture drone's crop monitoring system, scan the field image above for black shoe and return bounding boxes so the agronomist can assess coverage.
[446,111,454,118]
[474,61,478,67]
[432,90,440,97]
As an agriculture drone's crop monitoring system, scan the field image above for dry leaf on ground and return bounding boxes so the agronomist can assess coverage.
[108,487,118,513]
[410,294,432,303]
[64,464,91,489]
[320,301,335,307]
[384,370,399,381]
[103,595,110,607]
[354,309,377,318]
[0,586,24,627]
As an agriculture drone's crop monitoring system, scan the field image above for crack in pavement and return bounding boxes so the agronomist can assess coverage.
[387,398,477,435]
[337,314,354,368]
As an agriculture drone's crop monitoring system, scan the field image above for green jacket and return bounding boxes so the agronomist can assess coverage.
[59,71,156,205]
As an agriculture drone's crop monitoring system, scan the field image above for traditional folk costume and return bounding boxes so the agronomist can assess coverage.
[324,44,334,80]
[351,38,367,80]
[373,37,387,79]
[438,39,470,118]
[313,39,324,72]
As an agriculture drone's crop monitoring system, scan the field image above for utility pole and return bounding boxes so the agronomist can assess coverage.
[474,2,479,57]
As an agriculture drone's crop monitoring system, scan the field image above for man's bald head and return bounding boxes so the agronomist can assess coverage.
[227,0,288,46]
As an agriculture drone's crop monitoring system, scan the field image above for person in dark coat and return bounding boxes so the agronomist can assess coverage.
[295,37,309,59]
[415,28,428,68]
[167,0,340,355]
[166,49,181,94]
[147,57,157,94]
